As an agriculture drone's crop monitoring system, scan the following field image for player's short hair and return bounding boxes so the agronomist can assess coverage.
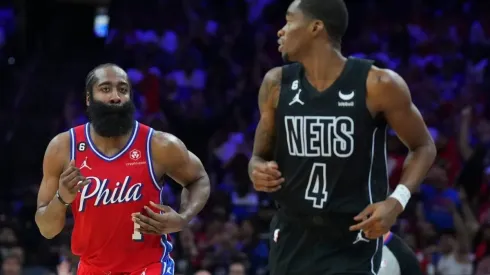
[85,63,124,96]
[298,0,348,48]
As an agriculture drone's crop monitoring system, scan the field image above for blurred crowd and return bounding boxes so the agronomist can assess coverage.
[1,0,490,274]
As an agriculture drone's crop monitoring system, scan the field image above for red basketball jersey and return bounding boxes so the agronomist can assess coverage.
[69,121,173,273]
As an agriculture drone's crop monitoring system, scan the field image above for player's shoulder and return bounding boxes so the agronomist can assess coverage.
[261,65,302,108]
[263,66,283,84]
[366,66,410,104]
[47,131,71,152]
[151,130,182,146]
[367,66,408,93]
[263,63,302,83]
[150,131,188,162]
[366,66,412,111]
[43,131,71,169]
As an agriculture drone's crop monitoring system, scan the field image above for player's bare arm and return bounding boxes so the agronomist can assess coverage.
[368,68,436,195]
[35,132,90,239]
[350,68,436,238]
[133,131,210,235]
[249,67,285,192]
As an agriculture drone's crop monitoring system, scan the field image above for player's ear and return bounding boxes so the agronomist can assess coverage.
[310,20,324,36]
[86,91,90,106]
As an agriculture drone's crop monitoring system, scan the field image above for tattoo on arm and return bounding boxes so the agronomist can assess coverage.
[252,68,281,161]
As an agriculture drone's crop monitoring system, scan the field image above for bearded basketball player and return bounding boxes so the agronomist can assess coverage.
[35,64,211,275]
[248,0,436,274]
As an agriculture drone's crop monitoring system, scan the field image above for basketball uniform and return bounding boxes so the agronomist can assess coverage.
[269,57,387,275]
[70,121,174,275]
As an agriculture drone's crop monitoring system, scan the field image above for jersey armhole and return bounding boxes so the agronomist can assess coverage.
[146,128,161,190]
[69,128,76,162]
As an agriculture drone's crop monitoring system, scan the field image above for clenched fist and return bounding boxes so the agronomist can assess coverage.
[58,160,91,204]
[251,161,284,192]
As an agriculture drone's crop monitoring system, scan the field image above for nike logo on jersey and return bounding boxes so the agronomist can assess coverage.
[78,176,143,212]
[289,89,304,106]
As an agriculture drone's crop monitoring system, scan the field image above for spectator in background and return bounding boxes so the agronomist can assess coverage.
[476,256,490,275]
[1,253,25,275]
[237,219,267,274]
[436,201,474,275]
[228,261,247,275]
[458,106,490,203]
[417,165,460,232]
[475,223,490,263]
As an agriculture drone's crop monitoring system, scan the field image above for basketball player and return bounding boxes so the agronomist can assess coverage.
[248,0,436,274]
[35,64,211,275]
[378,232,423,275]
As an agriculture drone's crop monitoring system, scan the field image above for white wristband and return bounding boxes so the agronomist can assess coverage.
[389,184,411,210]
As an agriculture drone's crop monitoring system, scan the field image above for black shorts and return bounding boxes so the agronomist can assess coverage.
[268,211,382,275]
[384,233,423,275]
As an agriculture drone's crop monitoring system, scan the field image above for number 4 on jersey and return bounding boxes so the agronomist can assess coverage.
[304,163,328,209]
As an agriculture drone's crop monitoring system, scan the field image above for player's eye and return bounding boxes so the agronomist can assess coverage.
[101,86,110,92]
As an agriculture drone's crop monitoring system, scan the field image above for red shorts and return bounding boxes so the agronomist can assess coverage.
[77,258,175,275]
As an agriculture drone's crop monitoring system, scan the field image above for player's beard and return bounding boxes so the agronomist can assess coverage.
[87,98,136,138]
[282,53,290,63]
[282,52,294,64]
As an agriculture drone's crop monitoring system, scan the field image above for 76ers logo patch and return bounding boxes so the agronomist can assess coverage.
[129,149,141,161]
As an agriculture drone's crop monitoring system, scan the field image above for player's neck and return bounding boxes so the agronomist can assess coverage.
[89,125,133,155]
[301,45,346,92]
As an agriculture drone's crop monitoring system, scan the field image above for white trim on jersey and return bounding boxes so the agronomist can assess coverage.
[367,127,381,275]
[383,127,389,196]
[146,128,161,190]
[69,128,76,161]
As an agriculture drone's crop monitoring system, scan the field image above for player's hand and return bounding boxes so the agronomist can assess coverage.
[132,202,187,235]
[251,161,284,192]
[349,197,403,239]
[58,160,91,204]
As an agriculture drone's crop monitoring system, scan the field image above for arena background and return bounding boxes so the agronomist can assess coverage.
[1,0,490,274]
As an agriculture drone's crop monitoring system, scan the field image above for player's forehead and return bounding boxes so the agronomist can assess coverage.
[94,66,129,86]
[286,0,304,18]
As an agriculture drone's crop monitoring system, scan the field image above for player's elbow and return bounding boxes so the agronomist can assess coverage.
[35,220,62,239]
[424,139,437,159]
[413,139,437,162]
[35,211,63,239]
[39,229,59,239]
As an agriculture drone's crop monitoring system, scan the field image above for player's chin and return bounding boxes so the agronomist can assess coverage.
[281,52,291,63]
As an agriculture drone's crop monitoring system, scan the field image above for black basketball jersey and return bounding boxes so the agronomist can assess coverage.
[272,57,388,215]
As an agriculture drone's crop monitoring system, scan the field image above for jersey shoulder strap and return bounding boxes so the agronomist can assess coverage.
[344,57,374,90]
[69,124,87,161]
[280,62,302,91]
[278,63,302,108]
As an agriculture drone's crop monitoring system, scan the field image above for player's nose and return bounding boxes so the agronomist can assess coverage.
[109,92,122,104]
[277,28,285,38]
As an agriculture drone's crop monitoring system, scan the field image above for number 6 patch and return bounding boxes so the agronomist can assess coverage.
[78,142,86,152]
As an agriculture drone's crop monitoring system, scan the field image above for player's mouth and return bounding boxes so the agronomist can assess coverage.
[278,40,284,51]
